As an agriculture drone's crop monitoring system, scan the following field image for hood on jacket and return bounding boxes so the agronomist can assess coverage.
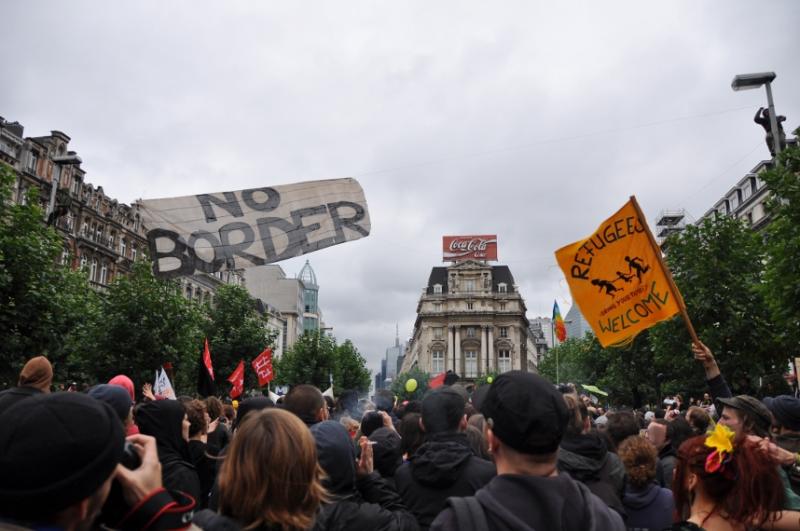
[558,433,609,479]
[622,482,662,510]
[475,473,611,531]
[311,421,357,496]
[136,400,191,463]
[410,432,473,487]
[108,374,135,402]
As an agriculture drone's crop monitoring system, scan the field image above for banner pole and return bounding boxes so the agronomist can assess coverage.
[629,195,700,345]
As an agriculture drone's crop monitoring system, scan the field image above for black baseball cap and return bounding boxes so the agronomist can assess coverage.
[480,371,568,455]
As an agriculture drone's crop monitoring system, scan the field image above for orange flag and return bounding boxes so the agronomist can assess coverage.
[554,197,682,347]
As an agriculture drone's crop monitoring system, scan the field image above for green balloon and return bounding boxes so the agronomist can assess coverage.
[405,378,418,393]
[487,376,494,384]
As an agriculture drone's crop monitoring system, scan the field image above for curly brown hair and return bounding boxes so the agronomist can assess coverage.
[618,435,657,489]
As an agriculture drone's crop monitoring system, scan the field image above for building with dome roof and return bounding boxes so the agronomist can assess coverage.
[298,260,322,333]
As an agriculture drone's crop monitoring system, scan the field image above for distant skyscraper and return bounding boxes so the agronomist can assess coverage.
[565,304,593,340]
[384,325,406,385]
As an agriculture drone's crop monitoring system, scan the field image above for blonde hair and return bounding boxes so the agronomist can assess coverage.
[218,408,328,530]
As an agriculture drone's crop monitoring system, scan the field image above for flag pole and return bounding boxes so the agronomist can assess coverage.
[629,195,700,345]
[551,318,559,384]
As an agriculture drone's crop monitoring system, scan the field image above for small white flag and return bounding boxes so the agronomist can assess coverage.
[154,367,177,400]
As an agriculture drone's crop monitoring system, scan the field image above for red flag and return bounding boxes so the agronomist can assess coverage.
[203,339,215,380]
[227,360,245,398]
[429,372,446,389]
[251,348,274,387]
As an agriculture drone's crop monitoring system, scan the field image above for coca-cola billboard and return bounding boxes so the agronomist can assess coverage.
[443,235,498,262]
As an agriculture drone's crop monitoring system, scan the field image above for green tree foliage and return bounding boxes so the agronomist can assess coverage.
[275,330,338,390]
[71,261,205,392]
[334,340,372,393]
[391,367,430,401]
[0,163,97,387]
[650,213,784,397]
[204,284,275,393]
[761,142,800,352]
[275,330,371,393]
[542,213,783,405]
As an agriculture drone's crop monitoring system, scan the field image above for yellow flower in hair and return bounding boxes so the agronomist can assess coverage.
[704,423,735,474]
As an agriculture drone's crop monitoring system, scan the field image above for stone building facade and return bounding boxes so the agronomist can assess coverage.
[0,116,241,300]
[400,260,529,380]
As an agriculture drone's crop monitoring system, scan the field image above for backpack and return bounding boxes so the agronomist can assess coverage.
[445,496,491,531]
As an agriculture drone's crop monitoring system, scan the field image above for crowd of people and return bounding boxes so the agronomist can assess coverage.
[2,341,800,530]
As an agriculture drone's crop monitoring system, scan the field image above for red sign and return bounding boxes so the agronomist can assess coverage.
[443,235,498,261]
[251,348,274,387]
[227,360,245,398]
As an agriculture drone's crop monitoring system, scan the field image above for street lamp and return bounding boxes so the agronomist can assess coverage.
[46,153,82,221]
[731,71,782,157]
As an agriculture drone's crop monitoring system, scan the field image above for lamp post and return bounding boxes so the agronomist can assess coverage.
[46,154,82,221]
[731,71,782,157]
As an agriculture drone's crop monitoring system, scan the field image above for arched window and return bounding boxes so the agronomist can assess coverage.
[90,259,98,282]
[99,262,108,285]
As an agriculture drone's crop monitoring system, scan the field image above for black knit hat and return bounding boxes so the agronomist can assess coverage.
[481,371,568,455]
[0,392,125,518]
[89,384,132,423]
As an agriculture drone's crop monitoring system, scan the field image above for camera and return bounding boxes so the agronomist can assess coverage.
[120,441,141,470]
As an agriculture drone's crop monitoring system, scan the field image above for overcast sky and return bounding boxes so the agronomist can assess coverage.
[3,1,799,379]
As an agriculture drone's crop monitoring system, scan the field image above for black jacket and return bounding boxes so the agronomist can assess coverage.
[656,444,677,490]
[431,473,626,531]
[193,509,284,531]
[394,432,496,530]
[311,421,419,531]
[557,433,626,517]
[0,386,42,415]
[136,400,203,503]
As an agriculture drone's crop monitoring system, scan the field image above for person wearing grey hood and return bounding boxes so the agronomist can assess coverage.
[310,420,419,531]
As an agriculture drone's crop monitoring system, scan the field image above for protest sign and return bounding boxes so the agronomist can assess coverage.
[138,178,371,278]
[555,197,692,347]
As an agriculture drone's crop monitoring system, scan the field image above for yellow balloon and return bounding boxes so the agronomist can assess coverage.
[232,400,239,410]
[487,376,494,384]
[405,378,418,393]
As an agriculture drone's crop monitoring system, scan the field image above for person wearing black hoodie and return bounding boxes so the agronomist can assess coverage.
[432,372,625,531]
[310,420,419,531]
[136,399,203,503]
[557,394,626,517]
[394,387,496,530]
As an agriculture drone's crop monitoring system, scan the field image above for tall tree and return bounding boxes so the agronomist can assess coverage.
[204,284,275,395]
[650,213,784,397]
[275,330,337,390]
[761,141,800,354]
[72,260,205,393]
[334,340,371,393]
[275,330,371,394]
[0,163,97,387]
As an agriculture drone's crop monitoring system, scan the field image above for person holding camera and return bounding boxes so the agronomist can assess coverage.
[0,392,195,530]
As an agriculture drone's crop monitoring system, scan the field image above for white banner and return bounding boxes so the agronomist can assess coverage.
[154,368,176,400]
[138,178,371,278]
